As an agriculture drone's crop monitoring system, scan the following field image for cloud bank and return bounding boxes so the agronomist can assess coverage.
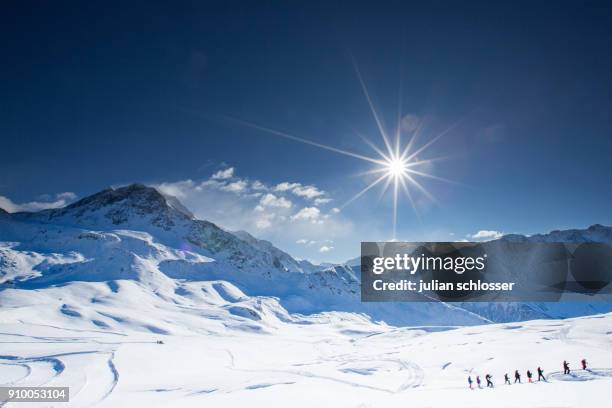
[154,166,353,258]
[467,230,504,241]
[0,192,77,213]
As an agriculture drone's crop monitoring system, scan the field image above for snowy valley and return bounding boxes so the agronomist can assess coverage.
[1,184,612,407]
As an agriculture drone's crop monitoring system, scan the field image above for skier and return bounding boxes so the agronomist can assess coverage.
[476,375,482,388]
[504,373,511,385]
[514,370,521,383]
[537,366,545,382]
[527,369,533,383]
[486,374,494,388]
[563,360,570,375]
[468,376,473,389]
[581,359,587,370]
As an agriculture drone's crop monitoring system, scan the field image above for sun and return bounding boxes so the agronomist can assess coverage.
[217,60,458,240]
[220,109,453,240]
[386,157,407,177]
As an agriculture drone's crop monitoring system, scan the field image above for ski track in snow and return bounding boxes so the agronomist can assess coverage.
[1,313,612,407]
[0,348,123,407]
[547,368,612,382]
[101,352,119,402]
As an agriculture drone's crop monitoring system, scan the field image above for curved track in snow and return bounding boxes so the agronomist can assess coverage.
[0,349,121,406]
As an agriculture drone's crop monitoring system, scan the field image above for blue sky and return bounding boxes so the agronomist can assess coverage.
[2,2,612,262]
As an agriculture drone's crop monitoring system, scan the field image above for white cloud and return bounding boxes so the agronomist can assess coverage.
[467,230,504,241]
[331,207,340,214]
[220,180,247,193]
[211,167,235,180]
[274,182,327,201]
[296,239,322,246]
[156,180,195,198]
[292,185,324,199]
[291,207,320,222]
[251,180,267,191]
[0,192,77,213]
[314,197,332,206]
[254,212,277,230]
[319,245,334,253]
[259,193,292,208]
[0,197,19,213]
[198,179,224,189]
[56,192,77,201]
[274,182,301,192]
[255,218,272,229]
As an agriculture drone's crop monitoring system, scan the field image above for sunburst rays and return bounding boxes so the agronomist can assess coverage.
[212,64,460,240]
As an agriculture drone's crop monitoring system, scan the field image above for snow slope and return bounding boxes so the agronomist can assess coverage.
[1,291,611,407]
[0,184,486,326]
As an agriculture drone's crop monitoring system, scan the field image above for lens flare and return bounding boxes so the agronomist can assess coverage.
[210,60,463,239]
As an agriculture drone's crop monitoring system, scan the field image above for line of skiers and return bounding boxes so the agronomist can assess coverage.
[563,358,588,374]
[468,359,588,389]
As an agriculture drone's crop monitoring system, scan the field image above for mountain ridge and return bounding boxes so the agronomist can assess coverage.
[1,184,611,326]
[0,184,488,326]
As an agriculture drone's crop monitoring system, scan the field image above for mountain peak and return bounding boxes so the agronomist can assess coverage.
[65,183,194,218]
[67,183,162,209]
[23,184,193,230]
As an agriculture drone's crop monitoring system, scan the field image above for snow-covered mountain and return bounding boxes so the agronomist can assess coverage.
[2,184,611,326]
[458,227,612,321]
[2,185,612,407]
[347,226,612,322]
[0,184,486,326]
